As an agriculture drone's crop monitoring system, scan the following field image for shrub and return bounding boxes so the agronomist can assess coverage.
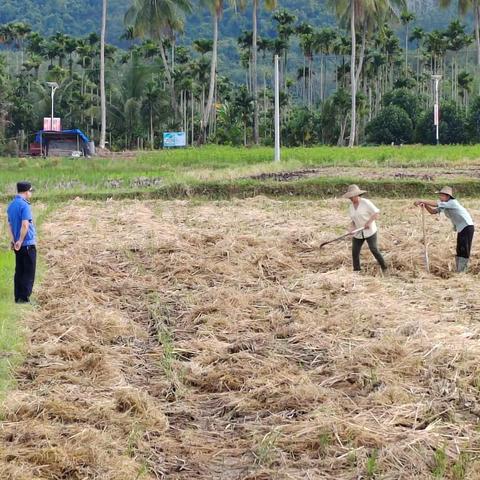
[366,105,413,144]
[383,88,423,127]
[415,102,468,144]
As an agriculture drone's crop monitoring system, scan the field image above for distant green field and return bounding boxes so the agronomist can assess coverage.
[143,144,480,169]
[0,145,479,200]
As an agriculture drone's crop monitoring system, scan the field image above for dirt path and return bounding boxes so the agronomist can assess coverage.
[1,198,480,479]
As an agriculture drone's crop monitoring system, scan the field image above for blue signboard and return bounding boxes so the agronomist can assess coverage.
[163,132,186,148]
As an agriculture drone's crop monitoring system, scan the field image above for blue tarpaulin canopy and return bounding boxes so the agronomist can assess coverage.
[35,129,90,144]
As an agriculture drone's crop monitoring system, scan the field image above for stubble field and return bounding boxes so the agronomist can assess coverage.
[1,196,480,479]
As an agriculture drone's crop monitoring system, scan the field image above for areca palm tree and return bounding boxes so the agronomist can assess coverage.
[458,70,473,107]
[272,9,297,90]
[424,30,448,74]
[400,10,415,74]
[409,26,424,87]
[445,20,473,101]
[316,28,338,102]
[439,0,480,65]
[237,0,277,144]
[298,29,315,106]
[328,0,405,147]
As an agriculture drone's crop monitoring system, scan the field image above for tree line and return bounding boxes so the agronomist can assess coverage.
[1,0,480,153]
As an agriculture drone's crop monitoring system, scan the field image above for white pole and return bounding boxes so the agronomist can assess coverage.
[435,79,439,145]
[432,75,442,145]
[274,54,280,162]
[51,88,55,129]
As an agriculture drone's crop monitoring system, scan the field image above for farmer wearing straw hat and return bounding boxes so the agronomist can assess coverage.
[414,186,474,273]
[343,185,387,273]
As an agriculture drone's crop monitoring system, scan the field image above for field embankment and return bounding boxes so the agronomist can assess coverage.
[1,197,480,479]
[2,145,480,201]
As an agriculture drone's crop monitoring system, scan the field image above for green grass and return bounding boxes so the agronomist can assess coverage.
[0,202,52,401]
[0,145,479,201]
[433,446,448,478]
[0,246,24,398]
[143,145,480,169]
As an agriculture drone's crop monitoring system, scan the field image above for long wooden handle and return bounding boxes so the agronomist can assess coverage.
[320,227,364,249]
[422,206,430,273]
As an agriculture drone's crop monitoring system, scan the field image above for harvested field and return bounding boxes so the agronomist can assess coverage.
[244,165,480,183]
[2,197,480,479]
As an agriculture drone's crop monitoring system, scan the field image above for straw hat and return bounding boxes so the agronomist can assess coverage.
[342,184,367,199]
[435,186,455,199]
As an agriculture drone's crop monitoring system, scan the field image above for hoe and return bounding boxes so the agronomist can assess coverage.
[320,227,365,249]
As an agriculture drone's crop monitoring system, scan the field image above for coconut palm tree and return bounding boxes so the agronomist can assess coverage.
[100,0,108,149]
[125,0,193,116]
[198,0,239,143]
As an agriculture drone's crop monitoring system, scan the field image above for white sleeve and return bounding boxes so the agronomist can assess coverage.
[363,199,380,215]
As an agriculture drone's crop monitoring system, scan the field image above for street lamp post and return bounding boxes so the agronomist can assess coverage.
[46,82,59,130]
[432,74,442,145]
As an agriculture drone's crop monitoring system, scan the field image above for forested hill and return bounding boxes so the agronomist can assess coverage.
[0,0,131,41]
[0,0,459,44]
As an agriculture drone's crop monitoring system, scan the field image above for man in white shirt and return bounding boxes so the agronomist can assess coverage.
[415,186,474,272]
[343,184,387,273]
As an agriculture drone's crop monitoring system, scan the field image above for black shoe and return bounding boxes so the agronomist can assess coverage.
[15,298,30,304]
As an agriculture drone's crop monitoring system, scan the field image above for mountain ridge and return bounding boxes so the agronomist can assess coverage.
[0,0,460,45]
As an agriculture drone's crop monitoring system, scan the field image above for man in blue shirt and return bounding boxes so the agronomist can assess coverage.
[7,182,37,303]
[415,186,474,273]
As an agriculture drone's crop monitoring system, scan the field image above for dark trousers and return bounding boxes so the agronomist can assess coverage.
[14,245,36,302]
[352,233,387,272]
[457,225,474,259]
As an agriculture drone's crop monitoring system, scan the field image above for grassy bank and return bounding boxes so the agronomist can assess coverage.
[2,177,479,203]
[0,145,479,199]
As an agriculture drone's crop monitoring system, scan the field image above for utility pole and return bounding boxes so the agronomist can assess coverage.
[432,74,442,145]
[100,0,108,149]
[46,82,59,130]
[274,55,280,163]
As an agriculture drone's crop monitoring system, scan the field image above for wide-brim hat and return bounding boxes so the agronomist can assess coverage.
[435,186,455,199]
[342,184,367,199]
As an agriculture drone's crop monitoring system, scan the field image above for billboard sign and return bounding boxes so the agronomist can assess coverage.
[44,117,62,131]
[163,131,186,148]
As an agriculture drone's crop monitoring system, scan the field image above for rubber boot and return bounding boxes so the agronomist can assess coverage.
[456,256,469,273]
